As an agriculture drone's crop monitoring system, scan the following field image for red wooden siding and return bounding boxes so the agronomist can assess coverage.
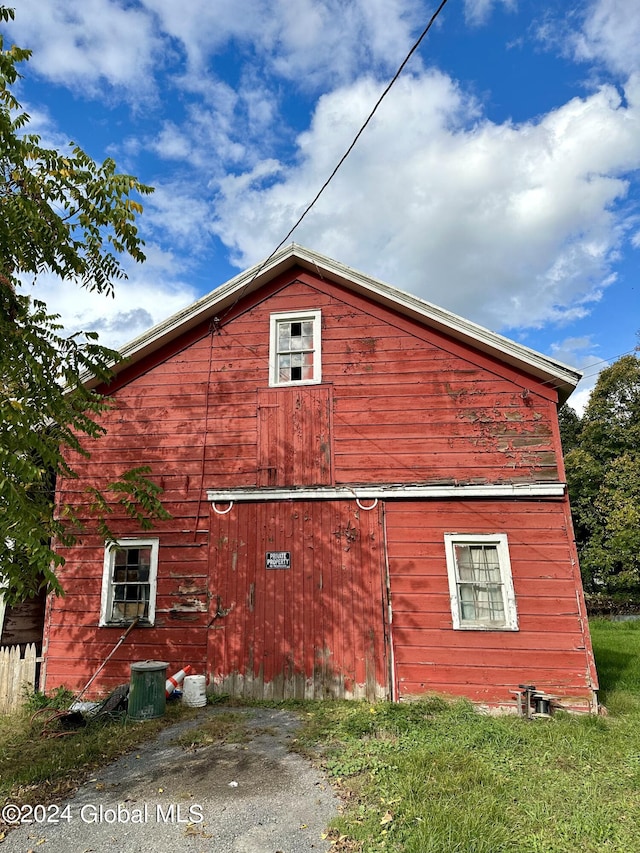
[58,269,562,497]
[44,265,594,706]
[207,500,388,700]
[385,498,597,710]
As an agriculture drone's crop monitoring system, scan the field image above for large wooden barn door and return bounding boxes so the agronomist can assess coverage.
[207,500,389,700]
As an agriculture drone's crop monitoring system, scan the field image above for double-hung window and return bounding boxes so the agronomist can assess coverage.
[100,538,159,626]
[444,533,518,630]
[269,310,321,386]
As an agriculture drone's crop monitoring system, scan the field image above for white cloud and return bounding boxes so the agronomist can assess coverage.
[145,0,421,87]
[464,0,516,27]
[212,71,640,332]
[150,122,193,161]
[9,0,162,98]
[143,184,216,247]
[19,245,197,350]
[573,0,640,78]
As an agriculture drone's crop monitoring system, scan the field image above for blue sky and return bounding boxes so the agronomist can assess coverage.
[5,0,640,412]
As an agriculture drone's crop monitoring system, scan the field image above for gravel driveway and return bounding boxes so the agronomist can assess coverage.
[1,706,339,853]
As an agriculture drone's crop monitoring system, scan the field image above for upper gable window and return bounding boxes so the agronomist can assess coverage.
[269,310,322,386]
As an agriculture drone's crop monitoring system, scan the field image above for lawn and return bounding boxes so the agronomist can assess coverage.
[1,620,639,851]
[292,618,640,853]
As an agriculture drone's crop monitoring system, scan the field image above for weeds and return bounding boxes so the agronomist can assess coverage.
[0,701,190,820]
[172,711,248,749]
[22,686,76,712]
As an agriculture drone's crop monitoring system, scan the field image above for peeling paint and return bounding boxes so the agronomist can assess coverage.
[170,597,207,612]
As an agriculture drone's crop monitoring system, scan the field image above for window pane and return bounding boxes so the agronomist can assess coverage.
[455,545,475,580]
[278,324,290,348]
[455,545,501,583]
[279,321,313,354]
[459,584,476,620]
[459,583,505,623]
[109,545,152,623]
[477,586,505,622]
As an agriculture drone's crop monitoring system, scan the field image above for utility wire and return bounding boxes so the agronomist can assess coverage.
[537,347,639,398]
[266,0,451,259]
[221,0,452,319]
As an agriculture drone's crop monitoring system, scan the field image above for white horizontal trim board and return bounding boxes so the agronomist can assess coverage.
[207,482,566,503]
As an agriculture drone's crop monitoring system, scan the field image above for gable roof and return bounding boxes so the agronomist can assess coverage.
[110,244,581,403]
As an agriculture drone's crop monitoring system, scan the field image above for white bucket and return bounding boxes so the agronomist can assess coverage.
[182,674,207,708]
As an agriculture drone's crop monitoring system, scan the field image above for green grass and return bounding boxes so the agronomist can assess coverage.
[290,619,640,852]
[0,700,197,823]
[590,617,640,712]
[2,620,640,850]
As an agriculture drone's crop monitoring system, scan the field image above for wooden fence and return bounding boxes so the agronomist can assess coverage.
[0,644,37,714]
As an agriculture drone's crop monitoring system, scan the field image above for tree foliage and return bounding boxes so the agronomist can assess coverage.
[564,354,640,593]
[0,7,168,605]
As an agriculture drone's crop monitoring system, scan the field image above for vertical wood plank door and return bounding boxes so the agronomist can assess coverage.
[257,387,333,487]
[207,500,389,701]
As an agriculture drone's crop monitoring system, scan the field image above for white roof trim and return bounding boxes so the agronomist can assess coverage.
[104,244,580,401]
[207,483,566,503]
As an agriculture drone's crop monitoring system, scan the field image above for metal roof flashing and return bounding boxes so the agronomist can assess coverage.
[86,244,581,403]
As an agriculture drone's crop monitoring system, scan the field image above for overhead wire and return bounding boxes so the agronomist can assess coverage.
[206,0,633,418]
[219,0,452,322]
[520,346,639,401]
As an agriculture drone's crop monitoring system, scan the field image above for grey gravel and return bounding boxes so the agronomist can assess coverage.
[1,706,339,852]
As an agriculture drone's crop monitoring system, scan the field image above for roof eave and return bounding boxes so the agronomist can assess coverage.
[86,243,581,403]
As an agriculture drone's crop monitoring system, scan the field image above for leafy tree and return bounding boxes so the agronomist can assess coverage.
[580,355,640,464]
[0,7,168,604]
[558,403,581,453]
[564,354,640,593]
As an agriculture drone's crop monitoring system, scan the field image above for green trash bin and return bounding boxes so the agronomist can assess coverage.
[128,660,169,721]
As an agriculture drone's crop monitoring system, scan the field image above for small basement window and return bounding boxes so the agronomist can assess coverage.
[100,538,159,626]
[269,310,321,386]
[444,533,518,630]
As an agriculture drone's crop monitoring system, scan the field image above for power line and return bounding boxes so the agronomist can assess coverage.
[221,0,452,320]
[266,0,451,259]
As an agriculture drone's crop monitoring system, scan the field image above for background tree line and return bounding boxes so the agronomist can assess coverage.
[560,353,640,603]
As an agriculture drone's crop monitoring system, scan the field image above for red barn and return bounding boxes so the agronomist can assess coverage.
[45,245,598,711]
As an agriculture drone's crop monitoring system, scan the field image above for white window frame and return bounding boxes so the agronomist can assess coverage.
[99,537,159,627]
[269,310,322,387]
[444,533,518,631]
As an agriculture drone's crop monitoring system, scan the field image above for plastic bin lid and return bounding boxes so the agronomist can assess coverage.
[130,660,170,671]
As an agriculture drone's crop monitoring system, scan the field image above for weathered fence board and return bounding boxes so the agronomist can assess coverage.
[0,644,37,714]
